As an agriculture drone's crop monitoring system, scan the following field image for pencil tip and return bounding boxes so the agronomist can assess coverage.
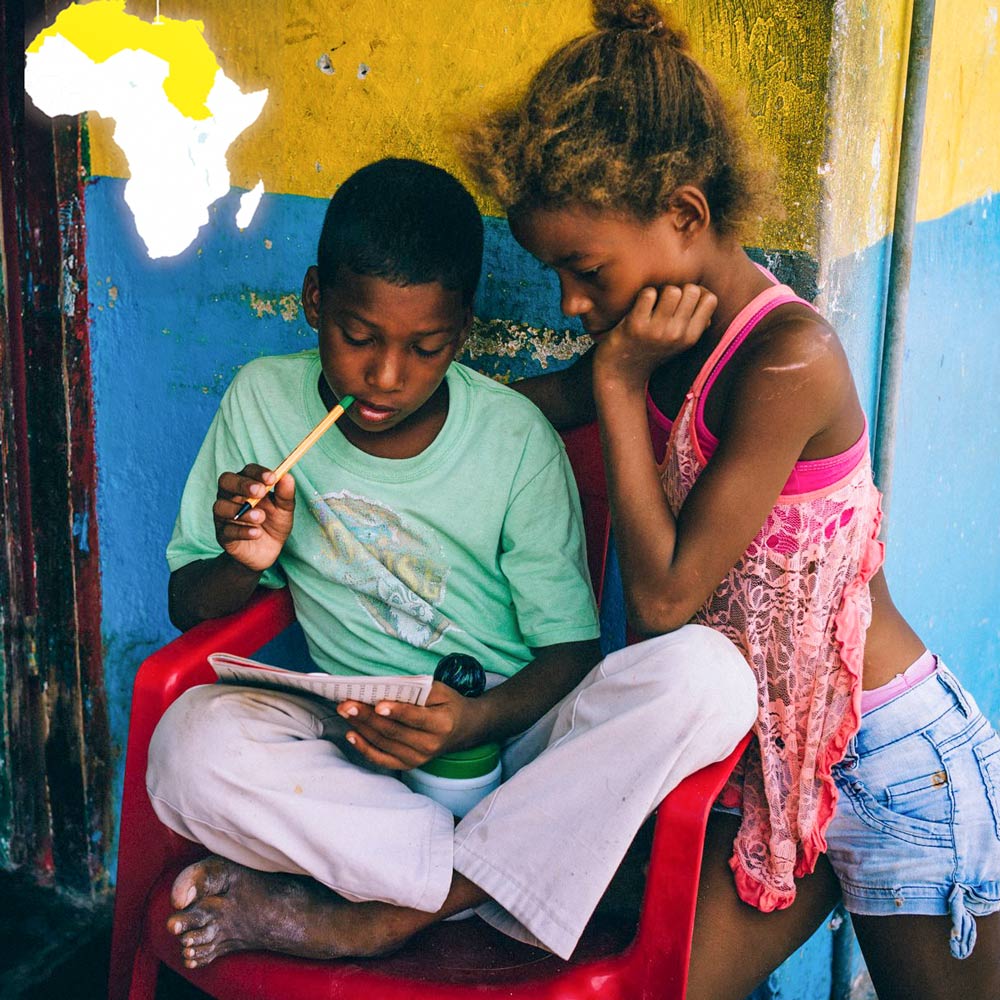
[233,500,252,521]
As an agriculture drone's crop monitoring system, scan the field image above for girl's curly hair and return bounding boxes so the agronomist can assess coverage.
[459,0,772,238]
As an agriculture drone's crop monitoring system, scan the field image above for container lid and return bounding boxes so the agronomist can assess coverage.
[418,742,501,779]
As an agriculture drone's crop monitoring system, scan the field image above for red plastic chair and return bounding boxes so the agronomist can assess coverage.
[109,422,750,1000]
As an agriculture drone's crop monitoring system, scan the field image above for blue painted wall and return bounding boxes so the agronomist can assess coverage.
[87,174,1000,1000]
[825,194,1000,728]
[886,193,1000,721]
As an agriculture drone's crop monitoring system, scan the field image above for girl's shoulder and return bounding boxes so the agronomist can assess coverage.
[735,301,850,391]
[718,302,860,450]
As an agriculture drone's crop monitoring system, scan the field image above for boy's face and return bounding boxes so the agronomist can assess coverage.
[302,266,471,453]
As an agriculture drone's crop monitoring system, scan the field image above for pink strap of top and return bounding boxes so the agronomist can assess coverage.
[647,283,868,497]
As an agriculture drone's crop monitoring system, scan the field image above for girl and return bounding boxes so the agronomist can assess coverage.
[460,3,1000,998]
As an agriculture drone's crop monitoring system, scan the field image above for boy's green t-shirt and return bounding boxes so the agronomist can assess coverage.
[167,351,599,679]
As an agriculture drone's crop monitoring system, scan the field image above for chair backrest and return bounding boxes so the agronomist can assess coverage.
[559,422,611,605]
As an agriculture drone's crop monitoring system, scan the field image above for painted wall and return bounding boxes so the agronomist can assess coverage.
[818,0,910,420]
[821,1,1000,720]
[887,0,1000,720]
[64,0,999,997]
[819,10,1000,988]
[84,0,833,841]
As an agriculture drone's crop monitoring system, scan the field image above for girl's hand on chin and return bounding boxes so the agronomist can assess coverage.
[595,283,717,391]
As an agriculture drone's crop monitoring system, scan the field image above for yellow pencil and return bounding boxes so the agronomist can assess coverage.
[233,395,355,520]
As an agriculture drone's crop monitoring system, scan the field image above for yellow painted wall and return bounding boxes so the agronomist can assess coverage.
[821,0,1000,263]
[85,0,833,253]
[918,1,1000,221]
[678,0,833,255]
[819,0,910,263]
[51,0,1000,255]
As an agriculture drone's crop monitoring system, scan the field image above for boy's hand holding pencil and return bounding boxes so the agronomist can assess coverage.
[213,464,297,573]
[212,396,355,574]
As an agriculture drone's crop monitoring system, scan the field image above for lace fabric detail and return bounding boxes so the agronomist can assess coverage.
[663,399,885,911]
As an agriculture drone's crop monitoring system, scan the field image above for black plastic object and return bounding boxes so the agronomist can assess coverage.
[433,653,487,698]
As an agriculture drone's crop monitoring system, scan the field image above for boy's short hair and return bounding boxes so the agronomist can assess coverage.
[317,158,484,306]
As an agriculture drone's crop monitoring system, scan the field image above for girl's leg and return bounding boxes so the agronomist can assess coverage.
[853,911,1000,1000]
[686,813,842,1000]
[826,663,1000,999]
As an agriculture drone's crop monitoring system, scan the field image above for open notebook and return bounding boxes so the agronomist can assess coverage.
[208,652,434,706]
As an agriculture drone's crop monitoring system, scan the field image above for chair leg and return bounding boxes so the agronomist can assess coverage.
[123,939,160,1000]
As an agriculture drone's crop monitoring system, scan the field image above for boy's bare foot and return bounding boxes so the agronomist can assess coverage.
[167,855,422,968]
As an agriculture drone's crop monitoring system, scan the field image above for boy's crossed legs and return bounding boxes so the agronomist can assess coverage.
[147,625,756,967]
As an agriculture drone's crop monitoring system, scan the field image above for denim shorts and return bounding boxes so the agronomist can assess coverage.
[826,662,1000,958]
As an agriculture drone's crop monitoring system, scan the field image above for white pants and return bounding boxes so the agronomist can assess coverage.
[146,624,756,959]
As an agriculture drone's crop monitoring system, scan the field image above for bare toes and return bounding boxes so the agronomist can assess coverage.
[181,922,219,948]
[187,937,237,968]
[170,855,233,910]
[168,899,219,936]
[168,911,205,936]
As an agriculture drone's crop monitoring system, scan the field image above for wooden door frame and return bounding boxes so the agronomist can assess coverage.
[0,0,111,894]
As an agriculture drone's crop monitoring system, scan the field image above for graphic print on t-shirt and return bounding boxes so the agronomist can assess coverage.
[311,490,454,648]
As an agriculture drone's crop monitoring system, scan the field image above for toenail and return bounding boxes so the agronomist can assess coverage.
[182,886,196,907]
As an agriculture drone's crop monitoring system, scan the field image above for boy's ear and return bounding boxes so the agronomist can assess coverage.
[455,306,474,354]
[301,266,322,329]
[669,185,711,240]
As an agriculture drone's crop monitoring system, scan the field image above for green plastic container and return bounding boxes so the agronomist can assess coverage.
[404,742,502,816]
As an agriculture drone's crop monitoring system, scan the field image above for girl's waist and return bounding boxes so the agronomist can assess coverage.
[860,648,936,714]
[852,660,988,757]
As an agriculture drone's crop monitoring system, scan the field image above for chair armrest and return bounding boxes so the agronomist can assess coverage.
[132,586,296,725]
[111,586,296,998]
[630,731,752,990]
[121,586,297,843]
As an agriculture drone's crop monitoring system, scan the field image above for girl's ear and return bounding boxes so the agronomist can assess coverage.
[670,185,711,240]
[301,266,322,329]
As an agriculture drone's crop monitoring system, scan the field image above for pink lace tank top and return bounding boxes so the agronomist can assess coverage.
[658,283,885,911]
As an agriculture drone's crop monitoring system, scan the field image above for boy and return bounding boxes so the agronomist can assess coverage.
[148,158,754,968]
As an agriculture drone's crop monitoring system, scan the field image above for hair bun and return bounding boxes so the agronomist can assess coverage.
[592,1,686,45]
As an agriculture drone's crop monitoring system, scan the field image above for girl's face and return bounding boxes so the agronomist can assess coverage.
[509,204,700,337]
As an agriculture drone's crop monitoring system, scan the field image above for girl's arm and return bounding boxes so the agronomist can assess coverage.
[511,347,597,429]
[595,285,860,636]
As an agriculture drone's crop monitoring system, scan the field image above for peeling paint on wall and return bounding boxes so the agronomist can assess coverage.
[820,0,909,265]
[248,290,301,322]
[461,318,590,383]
